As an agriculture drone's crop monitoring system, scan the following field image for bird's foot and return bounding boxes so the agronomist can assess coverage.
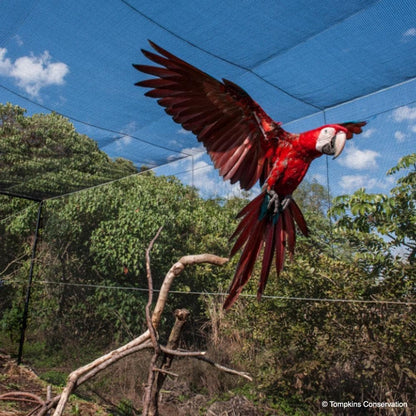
[266,190,292,215]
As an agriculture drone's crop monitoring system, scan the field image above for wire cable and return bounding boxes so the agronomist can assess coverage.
[0,83,191,157]
[11,279,416,307]
[119,0,322,112]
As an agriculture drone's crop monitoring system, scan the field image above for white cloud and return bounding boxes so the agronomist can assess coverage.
[339,175,378,192]
[394,131,406,142]
[157,151,252,198]
[192,165,251,198]
[403,28,416,37]
[177,128,193,135]
[193,159,210,171]
[392,105,416,122]
[402,28,416,43]
[361,127,376,138]
[339,174,394,193]
[340,174,369,191]
[181,146,205,156]
[116,135,132,149]
[0,48,12,74]
[338,144,380,170]
[121,121,137,134]
[116,121,137,149]
[166,146,205,161]
[13,35,24,46]
[0,48,69,97]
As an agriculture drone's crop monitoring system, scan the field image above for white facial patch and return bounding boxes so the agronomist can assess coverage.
[315,127,336,152]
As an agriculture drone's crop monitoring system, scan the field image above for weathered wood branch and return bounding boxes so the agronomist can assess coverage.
[50,248,229,416]
[148,308,191,416]
[151,254,228,329]
[193,356,253,381]
[142,226,164,416]
[3,230,247,416]
[0,391,44,405]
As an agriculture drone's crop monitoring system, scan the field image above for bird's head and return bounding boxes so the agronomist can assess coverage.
[314,125,349,159]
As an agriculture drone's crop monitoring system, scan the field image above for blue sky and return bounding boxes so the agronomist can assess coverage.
[1,0,415,200]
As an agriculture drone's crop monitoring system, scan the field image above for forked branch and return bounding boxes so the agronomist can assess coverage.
[50,240,229,416]
[2,228,248,416]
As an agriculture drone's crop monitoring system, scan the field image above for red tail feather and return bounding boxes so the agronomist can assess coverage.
[288,199,309,236]
[258,222,275,299]
[223,194,307,310]
[224,221,266,309]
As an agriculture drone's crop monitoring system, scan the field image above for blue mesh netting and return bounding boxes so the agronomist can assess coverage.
[1,0,415,199]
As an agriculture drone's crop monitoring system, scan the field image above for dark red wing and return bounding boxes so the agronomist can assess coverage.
[340,121,367,139]
[134,41,280,190]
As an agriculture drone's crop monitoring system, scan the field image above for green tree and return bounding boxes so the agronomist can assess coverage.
[332,153,416,264]
[0,102,138,348]
[2,168,242,351]
[39,173,239,343]
[0,102,137,204]
[218,163,415,414]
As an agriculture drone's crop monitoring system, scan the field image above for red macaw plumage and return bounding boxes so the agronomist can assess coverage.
[134,41,366,309]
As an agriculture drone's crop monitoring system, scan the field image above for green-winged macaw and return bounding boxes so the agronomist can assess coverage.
[134,41,366,309]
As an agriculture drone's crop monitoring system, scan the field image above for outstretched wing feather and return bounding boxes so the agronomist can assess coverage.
[135,41,282,190]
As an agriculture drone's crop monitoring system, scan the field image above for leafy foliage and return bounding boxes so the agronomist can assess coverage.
[0,102,137,203]
[331,152,416,263]
[32,172,239,344]
[1,104,415,414]
[0,102,138,346]
[218,157,415,413]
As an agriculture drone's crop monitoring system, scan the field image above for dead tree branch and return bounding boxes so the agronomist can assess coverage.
[142,226,163,416]
[193,356,253,381]
[0,391,44,405]
[3,244,246,416]
[148,308,190,416]
[1,230,248,416]
[50,244,229,416]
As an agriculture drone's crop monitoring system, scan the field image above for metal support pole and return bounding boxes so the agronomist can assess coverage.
[17,200,43,365]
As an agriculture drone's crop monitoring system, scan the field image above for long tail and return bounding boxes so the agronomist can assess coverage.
[223,191,309,310]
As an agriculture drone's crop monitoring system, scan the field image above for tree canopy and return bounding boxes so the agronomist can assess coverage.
[0,104,415,414]
[0,102,137,203]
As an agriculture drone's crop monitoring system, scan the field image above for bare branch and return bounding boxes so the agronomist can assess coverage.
[145,226,163,349]
[148,308,191,415]
[51,251,229,416]
[178,254,229,267]
[143,226,164,416]
[0,252,28,277]
[194,356,253,381]
[159,346,207,357]
[152,254,228,328]
[152,367,178,378]
[0,391,44,405]
[52,332,152,416]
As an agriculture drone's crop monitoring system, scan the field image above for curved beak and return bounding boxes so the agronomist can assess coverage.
[332,131,347,159]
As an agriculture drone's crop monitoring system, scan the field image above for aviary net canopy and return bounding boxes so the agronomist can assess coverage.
[1,0,416,200]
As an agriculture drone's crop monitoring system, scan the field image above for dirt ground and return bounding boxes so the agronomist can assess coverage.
[0,351,108,416]
[0,351,274,415]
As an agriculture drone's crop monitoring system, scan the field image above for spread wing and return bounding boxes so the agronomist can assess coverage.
[340,121,367,139]
[134,41,283,190]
